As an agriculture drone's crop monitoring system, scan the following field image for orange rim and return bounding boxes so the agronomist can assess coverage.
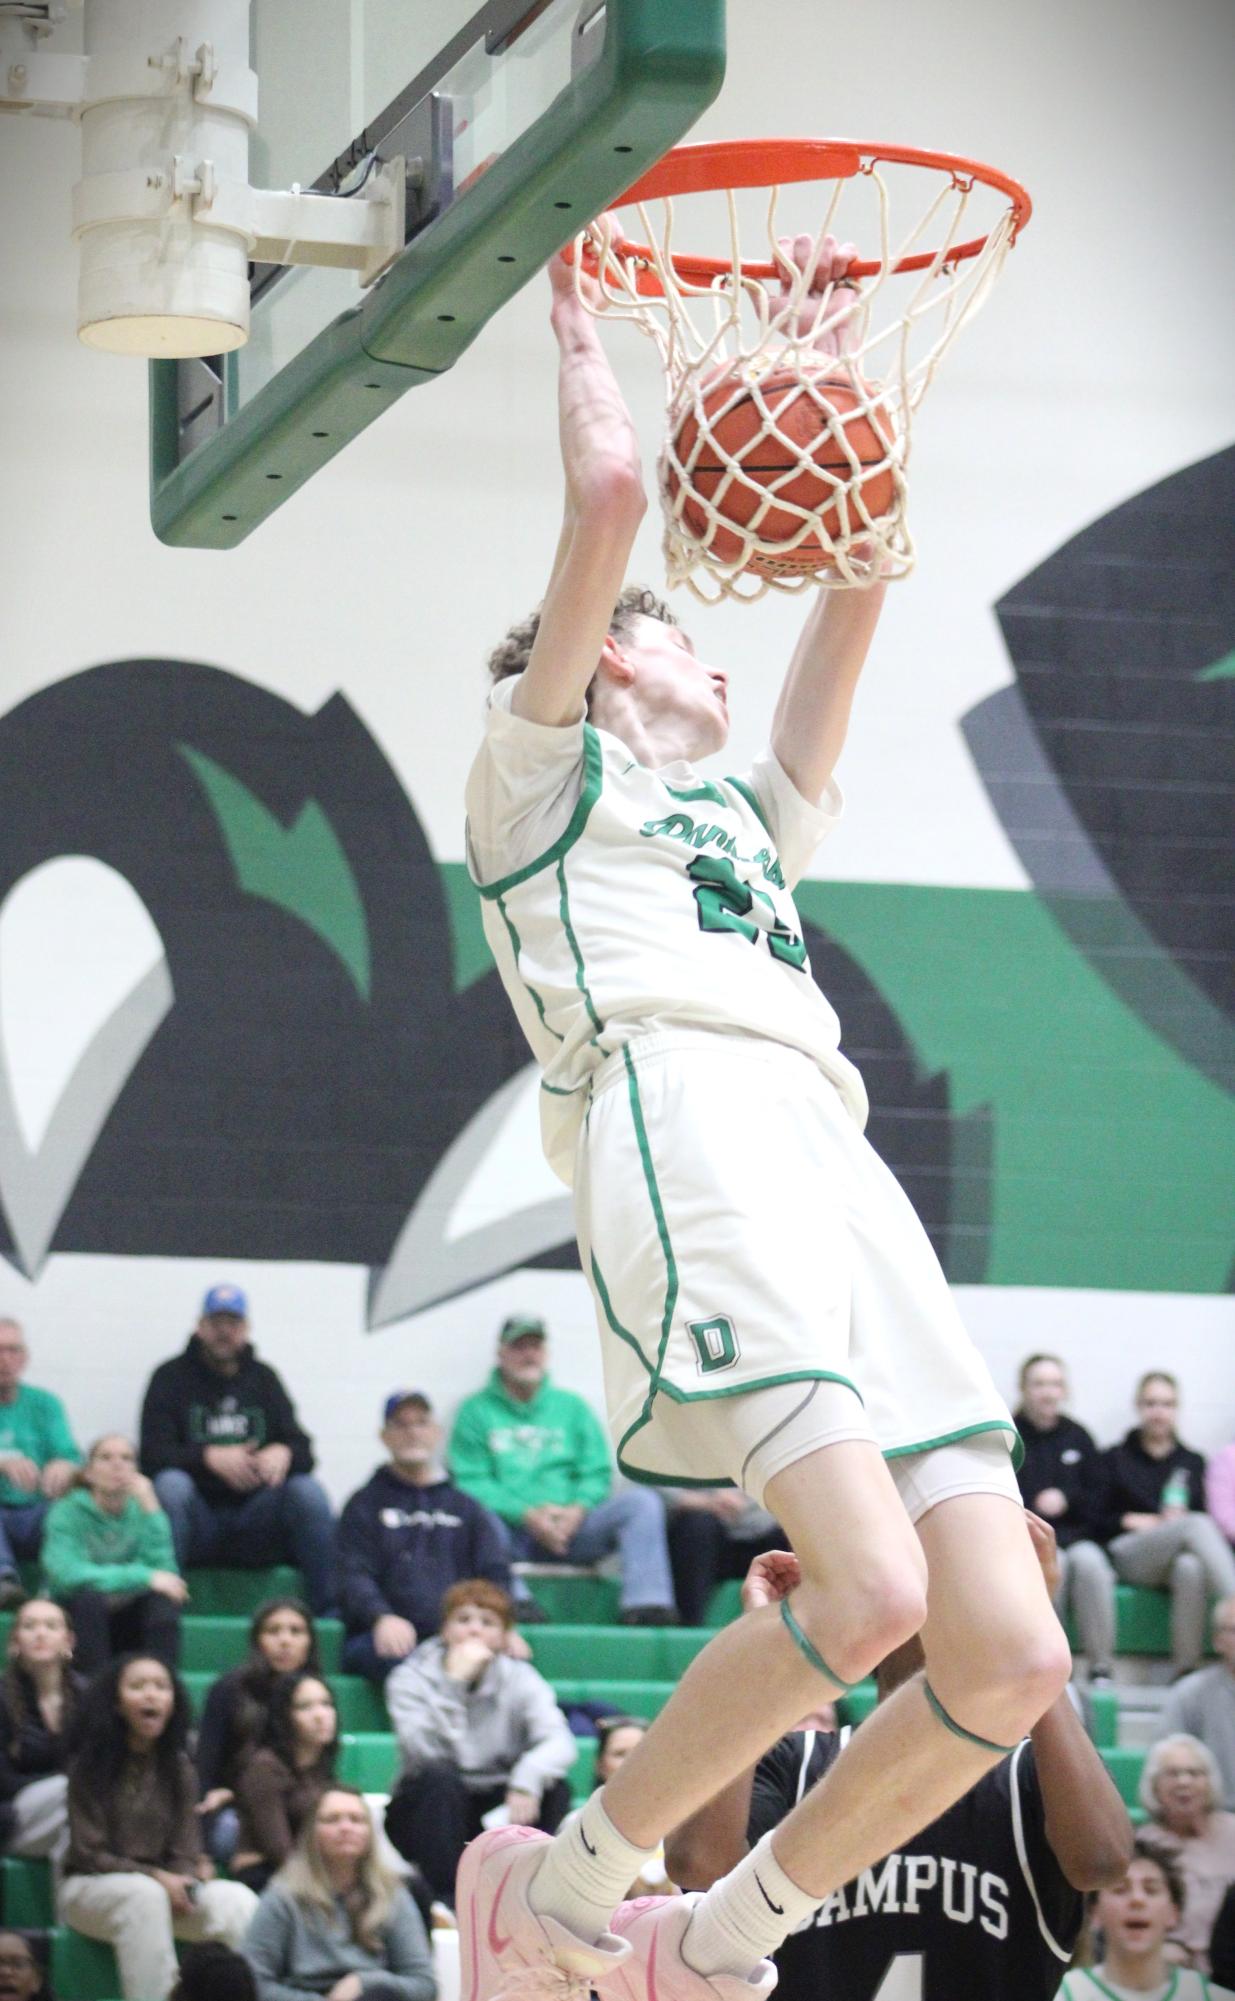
[583,137,1032,294]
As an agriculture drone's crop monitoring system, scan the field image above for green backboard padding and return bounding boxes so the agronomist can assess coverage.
[1,1855,52,1927]
[150,0,726,547]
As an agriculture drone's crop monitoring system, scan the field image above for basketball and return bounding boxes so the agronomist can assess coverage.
[666,364,897,575]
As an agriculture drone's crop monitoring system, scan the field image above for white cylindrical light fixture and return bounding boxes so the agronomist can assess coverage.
[75,0,257,356]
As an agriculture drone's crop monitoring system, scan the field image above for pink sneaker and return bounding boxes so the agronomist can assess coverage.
[606,1896,778,2001]
[457,1825,631,2001]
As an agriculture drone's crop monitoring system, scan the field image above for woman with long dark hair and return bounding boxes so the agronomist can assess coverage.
[230,1672,339,1893]
[57,1655,256,2001]
[244,1785,436,2001]
[196,1598,319,1866]
[41,1436,185,1674]
[0,1599,85,1869]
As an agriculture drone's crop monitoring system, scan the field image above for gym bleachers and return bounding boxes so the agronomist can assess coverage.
[12,1567,1198,1999]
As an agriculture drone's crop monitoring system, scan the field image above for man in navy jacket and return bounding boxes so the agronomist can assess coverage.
[338,1391,516,1681]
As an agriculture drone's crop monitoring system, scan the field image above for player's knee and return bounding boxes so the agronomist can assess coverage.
[793,1560,926,1686]
[1008,1619,1072,1720]
[937,1610,1071,1736]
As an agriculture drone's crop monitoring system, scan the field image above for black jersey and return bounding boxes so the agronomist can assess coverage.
[748,1728,1082,2001]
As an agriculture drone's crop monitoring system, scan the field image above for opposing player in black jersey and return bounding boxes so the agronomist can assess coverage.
[668,1519,1131,2001]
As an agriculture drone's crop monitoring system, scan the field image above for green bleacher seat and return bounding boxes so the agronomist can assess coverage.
[571,1736,597,1799]
[704,1580,743,1627]
[1089,1686,1119,1749]
[338,1732,400,1791]
[51,1927,123,2001]
[178,1612,342,1673]
[181,1668,385,1732]
[182,1669,212,1715]
[1,1855,52,1926]
[518,1574,621,1624]
[330,1676,388,1731]
[182,1566,305,1615]
[550,1678,674,1721]
[1100,1745,1146,1809]
[528,1626,713,1680]
[837,1681,878,1726]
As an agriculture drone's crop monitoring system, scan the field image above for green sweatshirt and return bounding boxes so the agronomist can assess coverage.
[448,1372,613,1526]
[41,1487,178,1597]
[0,1386,81,1508]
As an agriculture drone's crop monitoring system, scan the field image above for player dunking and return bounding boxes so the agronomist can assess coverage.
[458,232,1071,2000]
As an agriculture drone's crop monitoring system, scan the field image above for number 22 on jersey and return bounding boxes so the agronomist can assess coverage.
[686,853,808,970]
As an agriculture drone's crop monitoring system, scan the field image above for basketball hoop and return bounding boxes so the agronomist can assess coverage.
[575,139,1032,601]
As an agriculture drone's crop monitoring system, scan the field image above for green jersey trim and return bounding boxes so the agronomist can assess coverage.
[664,778,728,806]
[724,774,772,837]
[476,723,604,901]
[495,894,563,1043]
[558,858,603,1042]
[590,1252,655,1377]
[614,1372,865,1486]
[621,1042,680,1430]
[1071,1973,1181,2001]
[884,1417,1024,1471]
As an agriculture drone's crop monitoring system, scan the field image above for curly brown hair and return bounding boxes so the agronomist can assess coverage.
[487,585,677,710]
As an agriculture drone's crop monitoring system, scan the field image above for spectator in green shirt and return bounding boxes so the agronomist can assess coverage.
[448,1316,676,1625]
[42,1435,187,1674]
[0,1318,81,1611]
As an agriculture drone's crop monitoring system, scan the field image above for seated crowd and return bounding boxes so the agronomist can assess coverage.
[0,1299,1232,1996]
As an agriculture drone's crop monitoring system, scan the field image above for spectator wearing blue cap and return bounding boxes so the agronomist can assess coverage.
[138,1287,336,1614]
[337,1392,519,1683]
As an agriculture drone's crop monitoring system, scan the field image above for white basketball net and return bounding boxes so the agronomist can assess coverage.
[577,155,1021,601]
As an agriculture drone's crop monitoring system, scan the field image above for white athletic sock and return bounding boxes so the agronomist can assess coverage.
[681,1832,820,1979]
[528,1796,657,1944]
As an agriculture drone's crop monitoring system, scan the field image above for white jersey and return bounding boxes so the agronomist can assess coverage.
[465,675,868,1184]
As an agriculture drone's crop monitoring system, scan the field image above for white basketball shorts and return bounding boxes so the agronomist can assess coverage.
[574,1029,1019,1505]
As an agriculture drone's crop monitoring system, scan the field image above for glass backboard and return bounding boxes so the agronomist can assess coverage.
[150,0,726,548]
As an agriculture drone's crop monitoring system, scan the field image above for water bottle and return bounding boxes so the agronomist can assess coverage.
[1161,1468,1190,1512]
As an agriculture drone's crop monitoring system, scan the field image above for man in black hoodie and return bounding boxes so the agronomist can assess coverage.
[337,1391,517,1681]
[1013,1353,1116,1684]
[139,1283,337,1613]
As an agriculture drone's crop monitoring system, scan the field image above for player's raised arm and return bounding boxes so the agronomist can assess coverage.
[511,248,648,730]
[766,230,888,800]
[769,571,887,800]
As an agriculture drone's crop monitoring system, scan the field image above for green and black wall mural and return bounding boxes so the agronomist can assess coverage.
[0,449,1231,1310]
